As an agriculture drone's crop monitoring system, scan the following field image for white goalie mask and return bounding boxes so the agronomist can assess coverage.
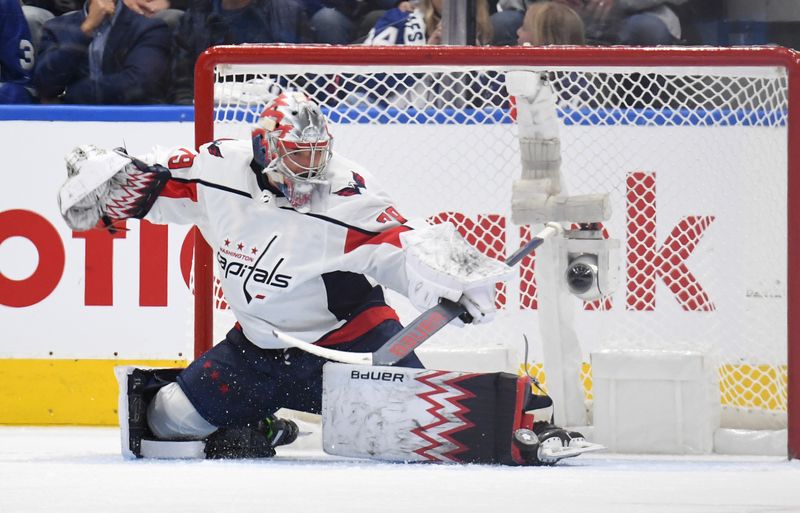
[252,92,333,213]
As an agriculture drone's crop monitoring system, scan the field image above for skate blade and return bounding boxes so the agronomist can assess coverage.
[540,441,605,461]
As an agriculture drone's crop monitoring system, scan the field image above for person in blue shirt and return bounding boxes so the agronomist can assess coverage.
[363,0,493,46]
[32,0,171,104]
[0,0,36,104]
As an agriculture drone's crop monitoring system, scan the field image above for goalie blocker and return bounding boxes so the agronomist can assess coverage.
[322,363,601,465]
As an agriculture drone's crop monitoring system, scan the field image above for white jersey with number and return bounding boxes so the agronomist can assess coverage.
[141,139,413,349]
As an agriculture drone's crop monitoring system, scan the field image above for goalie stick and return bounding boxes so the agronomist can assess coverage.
[273,222,563,366]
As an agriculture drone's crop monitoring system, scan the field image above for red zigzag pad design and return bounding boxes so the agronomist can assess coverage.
[411,370,477,463]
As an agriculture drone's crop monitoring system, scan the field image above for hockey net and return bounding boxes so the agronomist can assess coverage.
[194,45,798,452]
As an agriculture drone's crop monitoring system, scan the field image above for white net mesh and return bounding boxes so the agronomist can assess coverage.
[206,57,789,428]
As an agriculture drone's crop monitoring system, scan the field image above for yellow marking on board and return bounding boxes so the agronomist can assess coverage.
[0,359,186,425]
[518,362,787,411]
[1,358,786,426]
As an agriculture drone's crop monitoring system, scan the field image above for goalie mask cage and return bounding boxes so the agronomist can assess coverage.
[193,45,800,458]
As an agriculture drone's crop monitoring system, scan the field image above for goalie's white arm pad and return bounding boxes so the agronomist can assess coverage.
[512,181,612,224]
[400,223,514,323]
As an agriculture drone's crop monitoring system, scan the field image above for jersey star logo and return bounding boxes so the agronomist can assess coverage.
[334,171,367,196]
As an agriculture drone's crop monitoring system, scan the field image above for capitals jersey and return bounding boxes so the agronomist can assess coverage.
[363,8,427,46]
[142,139,413,349]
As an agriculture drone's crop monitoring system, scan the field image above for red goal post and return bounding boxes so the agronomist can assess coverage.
[193,44,800,458]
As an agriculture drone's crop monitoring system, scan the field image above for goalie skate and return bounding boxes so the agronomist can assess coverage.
[514,424,605,465]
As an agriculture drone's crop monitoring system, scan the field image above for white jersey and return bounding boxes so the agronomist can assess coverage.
[142,139,413,349]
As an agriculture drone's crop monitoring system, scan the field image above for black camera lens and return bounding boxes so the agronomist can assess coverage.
[566,262,595,294]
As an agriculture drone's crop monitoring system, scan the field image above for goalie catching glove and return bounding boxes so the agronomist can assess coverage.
[58,145,171,231]
[401,223,514,325]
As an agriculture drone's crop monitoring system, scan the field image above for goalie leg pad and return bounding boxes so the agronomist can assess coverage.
[115,366,185,458]
[147,382,217,440]
[321,362,583,465]
[116,365,299,460]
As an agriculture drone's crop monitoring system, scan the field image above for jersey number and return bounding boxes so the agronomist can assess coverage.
[167,148,196,170]
[19,40,34,71]
[376,206,407,224]
[367,26,399,46]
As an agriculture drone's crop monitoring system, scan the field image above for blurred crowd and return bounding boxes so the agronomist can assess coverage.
[0,0,796,105]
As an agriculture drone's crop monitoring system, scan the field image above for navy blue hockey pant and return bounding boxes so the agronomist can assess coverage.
[176,320,423,428]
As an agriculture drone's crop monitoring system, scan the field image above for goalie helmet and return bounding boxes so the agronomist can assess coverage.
[252,92,333,212]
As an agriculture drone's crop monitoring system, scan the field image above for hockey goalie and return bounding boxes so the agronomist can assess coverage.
[57,91,599,465]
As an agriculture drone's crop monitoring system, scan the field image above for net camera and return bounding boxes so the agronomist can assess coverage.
[563,224,619,302]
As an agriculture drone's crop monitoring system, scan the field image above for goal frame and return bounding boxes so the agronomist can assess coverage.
[193,44,800,458]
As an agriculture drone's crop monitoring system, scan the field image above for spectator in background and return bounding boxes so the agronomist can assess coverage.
[514,1,588,108]
[170,0,310,105]
[496,0,688,46]
[302,1,400,44]
[32,0,171,104]
[364,0,493,46]
[1,0,36,103]
[122,0,187,30]
[23,0,184,36]
[20,1,59,52]
[517,1,585,45]
[575,0,688,45]
[358,0,494,110]
[22,0,80,16]
[560,0,688,46]
[492,0,526,44]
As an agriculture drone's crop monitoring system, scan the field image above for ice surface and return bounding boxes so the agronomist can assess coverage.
[1,426,799,513]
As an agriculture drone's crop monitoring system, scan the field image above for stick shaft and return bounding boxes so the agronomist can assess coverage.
[372,299,465,366]
[273,330,373,365]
